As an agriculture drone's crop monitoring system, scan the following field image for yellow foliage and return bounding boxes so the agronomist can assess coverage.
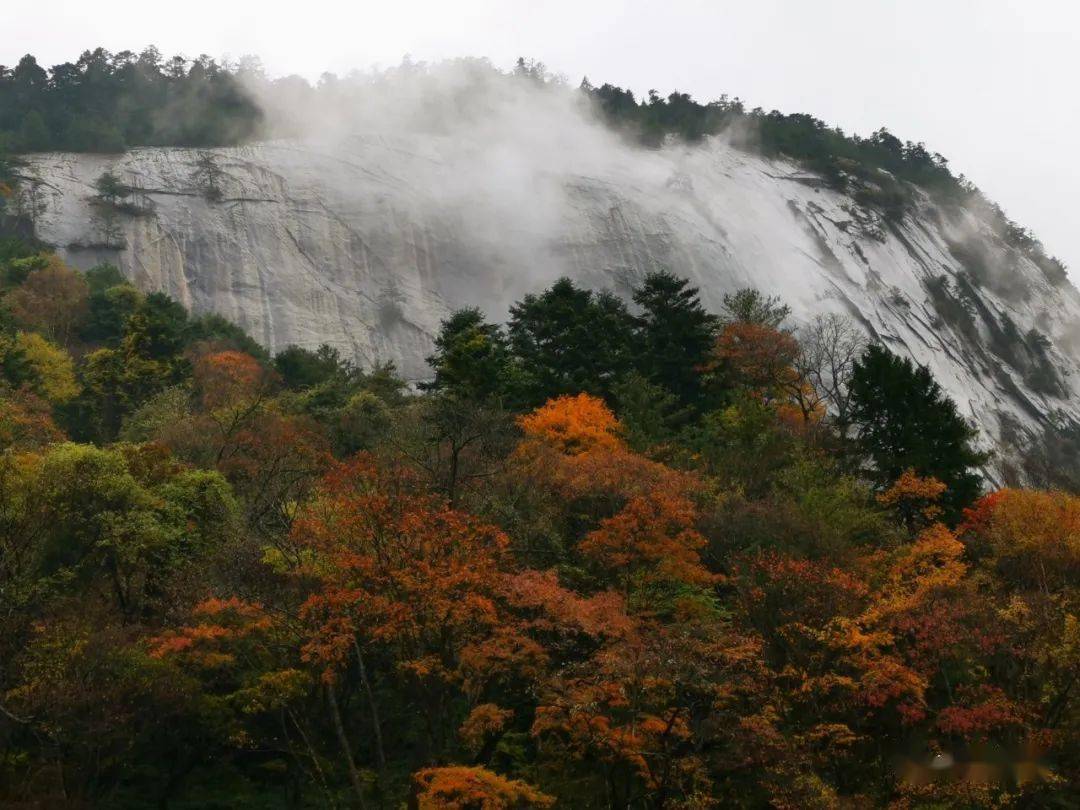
[16,331,79,404]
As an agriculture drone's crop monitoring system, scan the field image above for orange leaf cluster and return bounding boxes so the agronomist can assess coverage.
[411,765,554,809]
[581,490,716,588]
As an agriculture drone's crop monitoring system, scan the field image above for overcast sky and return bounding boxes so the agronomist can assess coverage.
[5,0,1078,278]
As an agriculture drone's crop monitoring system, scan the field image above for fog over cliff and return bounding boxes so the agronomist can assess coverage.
[18,59,1080,480]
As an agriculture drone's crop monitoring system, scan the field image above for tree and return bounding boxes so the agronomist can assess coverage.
[192,349,272,410]
[425,308,513,402]
[15,332,78,404]
[274,343,352,390]
[720,288,791,328]
[389,394,514,508]
[81,264,140,345]
[192,152,225,201]
[630,270,717,408]
[295,457,544,772]
[411,766,554,808]
[796,313,866,433]
[92,170,131,208]
[849,345,985,516]
[507,278,634,406]
[4,255,89,345]
[712,321,800,401]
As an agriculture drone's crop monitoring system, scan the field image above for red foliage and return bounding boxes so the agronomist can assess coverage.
[192,350,272,409]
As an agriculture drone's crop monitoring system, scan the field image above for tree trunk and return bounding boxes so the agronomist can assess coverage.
[353,639,387,781]
[326,683,367,809]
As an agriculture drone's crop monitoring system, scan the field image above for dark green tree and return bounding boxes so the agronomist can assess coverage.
[137,292,189,359]
[274,344,352,391]
[631,270,717,408]
[80,264,140,345]
[424,307,512,402]
[848,344,985,516]
[507,277,634,406]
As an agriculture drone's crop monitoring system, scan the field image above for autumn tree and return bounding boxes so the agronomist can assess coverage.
[15,331,78,404]
[796,313,866,433]
[410,766,554,809]
[4,255,89,345]
[294,457,545,780]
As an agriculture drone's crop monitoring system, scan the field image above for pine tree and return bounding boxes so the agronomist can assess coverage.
[424,307,512,402]
[631,270,717,408]
[507,277,634,406]
[849,344,985,516]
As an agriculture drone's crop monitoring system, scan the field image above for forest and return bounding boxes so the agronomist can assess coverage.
[0,224,1076,807]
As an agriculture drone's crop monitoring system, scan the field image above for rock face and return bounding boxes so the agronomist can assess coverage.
[21,135,1080,478]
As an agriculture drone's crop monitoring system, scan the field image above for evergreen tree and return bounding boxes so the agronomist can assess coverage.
[720,287,791,328]
[425,307,513,402]
[274,344,351,391]
[848,344,985,516]
[507,277,634,406]
[631,270,717,408]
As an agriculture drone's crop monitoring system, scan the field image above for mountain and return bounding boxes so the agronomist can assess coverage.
[16,113,1080,484]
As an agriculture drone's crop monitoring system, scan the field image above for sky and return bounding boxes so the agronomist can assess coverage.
[5,0,1078,278]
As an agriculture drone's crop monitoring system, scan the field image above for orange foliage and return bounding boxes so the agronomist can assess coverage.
[411,766,554,809]
[713,322,799,398]
[513,393,696,502]
[959,488,1080,591]
[531,618,767,804]
[149,597,272,667]
[877,468,947,532]
[580,490,716,588]
[192,350,271,409]
[0,391,64,451]
[295,456,543,699]
[516,393,623,455]
[499,569,635,640]
[459,703,514,755]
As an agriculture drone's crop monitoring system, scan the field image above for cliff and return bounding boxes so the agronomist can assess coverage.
[19,133,1080,479]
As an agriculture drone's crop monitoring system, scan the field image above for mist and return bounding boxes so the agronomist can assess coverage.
[236,58,694,312]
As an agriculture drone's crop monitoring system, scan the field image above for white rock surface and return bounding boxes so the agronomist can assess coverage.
[21,136,1080,478]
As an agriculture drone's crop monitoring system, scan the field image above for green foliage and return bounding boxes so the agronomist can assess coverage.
[611,371,687,453]
[0,49,261,153]
[507,277,634,406]
[632,270,718,409]
[721,287,791,327]
[274,343,351,391]
[81,264,141,344]
[849,344,985,515]
[425,307,514,401]
[185,312,268,360]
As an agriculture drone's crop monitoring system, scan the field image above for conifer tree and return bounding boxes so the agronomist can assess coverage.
[631,270,717,408]
[849,344,985,515]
